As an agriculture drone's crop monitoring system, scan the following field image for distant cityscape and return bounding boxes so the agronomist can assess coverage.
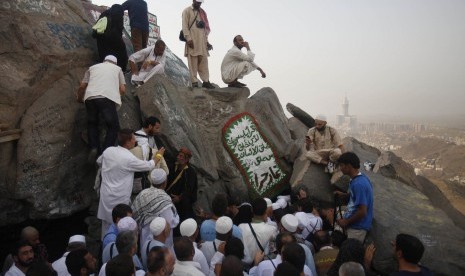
[329,96,465,185]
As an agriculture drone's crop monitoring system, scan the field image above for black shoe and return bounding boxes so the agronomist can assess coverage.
[202,81,215,89]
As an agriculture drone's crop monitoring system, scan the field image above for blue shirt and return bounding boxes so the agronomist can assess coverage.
[200,219,243,241]
[344,173,373,231]
[121,0,149,32]
[102,223,118,248]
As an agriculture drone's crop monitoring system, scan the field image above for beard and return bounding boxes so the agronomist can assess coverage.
[17,258,34,268]
[316,125,326,132]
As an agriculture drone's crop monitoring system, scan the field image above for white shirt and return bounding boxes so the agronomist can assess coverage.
[52,252,71,276]
[97,146,155,224]
[193,242,209,275]
[248,255,313,276]
[172,260,205,276]
[238,222,277,264]
[295,212,323,239]
[5,264,24,276]
[221,46,259,83]
[200,238,223,265]
[129,46,166,83]
[83,61,125,106]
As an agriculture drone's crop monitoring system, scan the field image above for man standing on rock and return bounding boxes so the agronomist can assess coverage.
[97,129,157,238]
[336,152,373,243]
[182,0,215,89]
[221,35,266,88]
[122,0,149,52]
[76,55,125,162]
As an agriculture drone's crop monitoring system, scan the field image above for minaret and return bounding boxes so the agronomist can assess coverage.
[342,95,349,116]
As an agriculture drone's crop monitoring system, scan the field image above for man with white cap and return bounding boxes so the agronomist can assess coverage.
[76,55,126,161]
[180,219,209,275]
[141,217,171,270]
[181,0,215,89]
[102,217,142,268]
[304,114,344,183]
[99,230,145,276]
[279,214,317,276]
[201,216,234,265]
[52,235,86,276]
[132,168,180,250]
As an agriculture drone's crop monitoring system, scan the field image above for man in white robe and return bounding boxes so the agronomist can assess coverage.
[129,39,166,87]
[221,35,266,88]
[97,129,157,238]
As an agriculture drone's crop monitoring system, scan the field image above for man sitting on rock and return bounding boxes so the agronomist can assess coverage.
[129,40,167,87]
[221,35,266,88]
[305,114,344,183]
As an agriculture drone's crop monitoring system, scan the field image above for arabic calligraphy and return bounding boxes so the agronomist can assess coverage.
[223,114,286,196]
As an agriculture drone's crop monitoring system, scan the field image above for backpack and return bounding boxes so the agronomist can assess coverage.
[92,16,112,38]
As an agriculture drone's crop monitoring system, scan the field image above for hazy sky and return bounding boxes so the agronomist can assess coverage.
[92,0,465,121]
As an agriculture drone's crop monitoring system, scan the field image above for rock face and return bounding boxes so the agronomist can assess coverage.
[0,0,190,224]
[135,77,293,207]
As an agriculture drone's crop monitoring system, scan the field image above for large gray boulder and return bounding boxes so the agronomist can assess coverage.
[0,0,190,225]
[135,76,293,209]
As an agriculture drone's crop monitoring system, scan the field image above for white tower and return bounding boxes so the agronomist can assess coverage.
[342,95,349,117]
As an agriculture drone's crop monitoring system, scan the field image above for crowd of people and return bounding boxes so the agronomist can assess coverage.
[2,140,433,276]
[2,0,433,275]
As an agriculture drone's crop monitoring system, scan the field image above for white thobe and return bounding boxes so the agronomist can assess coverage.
[97,146,155,224]
[238,222,277,264]
[193,242,209,275]
[134,129,168,175]
[248,255,313,276]
[52,252,70,276]
[129,46,166,83]
[221,46,259,83]
[200,238,223,265]
[295,212,323,240]
[172,260,205,276]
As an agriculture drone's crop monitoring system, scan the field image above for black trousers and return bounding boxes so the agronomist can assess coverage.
[85,98,120,154]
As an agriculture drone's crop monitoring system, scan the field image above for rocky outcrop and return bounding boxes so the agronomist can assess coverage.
[0,0,190,224]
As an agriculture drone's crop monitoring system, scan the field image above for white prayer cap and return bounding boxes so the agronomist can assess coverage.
[315,114,327,122]
[281,214,299,233]
[150,169,167,185]
[195,0,204,2]
[104,55,117,64]
[117,217,138,232]
[180,218,197,237]
[150,217,167,236]
[68,235,86,245]
[264,198,272,208]
[215,216,233,234]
